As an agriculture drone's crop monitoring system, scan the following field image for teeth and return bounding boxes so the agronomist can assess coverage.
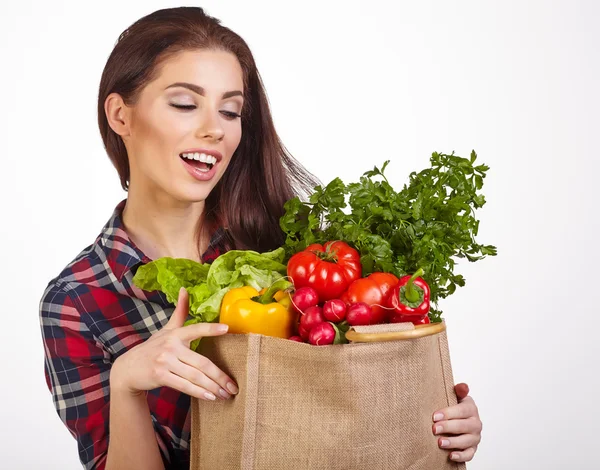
[181,152,217,165]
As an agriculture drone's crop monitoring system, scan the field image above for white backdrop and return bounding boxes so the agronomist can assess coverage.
[1,0,598,469]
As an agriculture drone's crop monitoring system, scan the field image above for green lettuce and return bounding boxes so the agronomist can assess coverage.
[132,247,287,325]
[133,257,210,305]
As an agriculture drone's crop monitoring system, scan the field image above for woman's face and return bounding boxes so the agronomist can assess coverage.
[117,49,244,203]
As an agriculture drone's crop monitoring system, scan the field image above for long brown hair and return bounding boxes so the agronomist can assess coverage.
[97,7,318,253]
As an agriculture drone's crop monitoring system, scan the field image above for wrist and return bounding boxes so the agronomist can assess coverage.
[110,355,142,397]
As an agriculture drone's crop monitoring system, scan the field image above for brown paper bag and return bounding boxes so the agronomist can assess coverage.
[191,321,466,470]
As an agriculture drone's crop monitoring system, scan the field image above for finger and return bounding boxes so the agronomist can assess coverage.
[179,347,239,395]
[169,359,232,400]
[433,417,483,436]
[165,287,190,330]
[178,322,229,343]
[438,433,480,452]
[163,371,220,401]
[449,446,477,463]
[454,382,470,400]
[433,396,477,421]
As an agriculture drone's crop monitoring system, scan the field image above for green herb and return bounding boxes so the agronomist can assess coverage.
[280,151,497,321]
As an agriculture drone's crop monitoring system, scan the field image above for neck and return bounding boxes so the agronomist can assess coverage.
[122,184,208,263]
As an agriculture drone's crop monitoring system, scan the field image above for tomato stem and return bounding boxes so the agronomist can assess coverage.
[311,249,338,263]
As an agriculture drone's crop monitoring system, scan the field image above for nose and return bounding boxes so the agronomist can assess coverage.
[196,107,225,142]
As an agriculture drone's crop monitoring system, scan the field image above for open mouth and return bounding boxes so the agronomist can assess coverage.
[179,152,217,172]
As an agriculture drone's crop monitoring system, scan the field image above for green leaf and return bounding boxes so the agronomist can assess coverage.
[133,258,210,304]
[195,283,241,322]
[331,322,348,344]
[207,248,286,291]
[475,175,483,190]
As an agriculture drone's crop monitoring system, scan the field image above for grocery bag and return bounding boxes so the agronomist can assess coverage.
[190,321,466,470]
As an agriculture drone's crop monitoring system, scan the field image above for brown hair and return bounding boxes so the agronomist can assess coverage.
[97,7,318,253]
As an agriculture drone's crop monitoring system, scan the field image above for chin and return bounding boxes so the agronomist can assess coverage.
[174,185,214,203]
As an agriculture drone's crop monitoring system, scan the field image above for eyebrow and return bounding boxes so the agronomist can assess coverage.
[165,82,244,100]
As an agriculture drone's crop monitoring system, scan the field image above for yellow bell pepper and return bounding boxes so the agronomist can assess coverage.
[220,279,295,338]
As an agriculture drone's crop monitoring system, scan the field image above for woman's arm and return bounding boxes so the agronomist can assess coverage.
[41,284,236,469]
[105,368,164,470]
[40,283,115,469]
[104,286,237,469]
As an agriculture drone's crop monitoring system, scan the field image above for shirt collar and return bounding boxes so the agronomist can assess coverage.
[98,198,227,282]
[99,199,151,282]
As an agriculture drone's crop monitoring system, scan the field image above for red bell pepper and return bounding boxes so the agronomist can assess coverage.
[388,268,431,323]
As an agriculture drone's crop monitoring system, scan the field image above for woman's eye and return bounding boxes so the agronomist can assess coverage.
[170,104,196,111]
[220,111,241,120]
[169,104,241,120]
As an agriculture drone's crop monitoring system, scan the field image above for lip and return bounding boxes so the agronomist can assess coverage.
[179,148,223,162]
[180,156,219,182]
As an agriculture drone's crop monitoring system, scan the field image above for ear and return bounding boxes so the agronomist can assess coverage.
[104,92,131,138]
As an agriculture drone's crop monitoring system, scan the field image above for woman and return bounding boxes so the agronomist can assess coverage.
[39,7,482,469]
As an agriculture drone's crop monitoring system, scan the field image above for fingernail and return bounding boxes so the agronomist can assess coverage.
[435,425,443,434]
[204,391,216,401]
[451,453,460,460]
[227,382,239,394]
[433,413,444,422]
[441,439,450,448]
[217,324,229,333]
[219,388,231,399]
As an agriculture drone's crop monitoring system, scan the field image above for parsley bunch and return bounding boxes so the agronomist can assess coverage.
[280,150,497,321]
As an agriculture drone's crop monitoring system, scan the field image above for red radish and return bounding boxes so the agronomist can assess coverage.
[300,305,325,330]
[291,287,319,313]
[322,299,347,322]
[288,335,304,342]
[346,302,375,326]
[308,322,336,346]
[298,323,311,341]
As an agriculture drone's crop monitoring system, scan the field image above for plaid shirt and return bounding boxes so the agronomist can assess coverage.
[39,199,226,470]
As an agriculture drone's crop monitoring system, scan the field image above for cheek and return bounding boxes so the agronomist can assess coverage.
[224,125,243,161]
[133,113,189,169]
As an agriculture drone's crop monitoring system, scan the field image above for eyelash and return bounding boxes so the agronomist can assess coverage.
[169,103,241,119]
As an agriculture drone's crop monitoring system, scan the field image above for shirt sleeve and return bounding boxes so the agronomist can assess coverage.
[39,282,112,470]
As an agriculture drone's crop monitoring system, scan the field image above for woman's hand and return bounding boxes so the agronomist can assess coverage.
[110,287,239,401]
[432,383,482,463]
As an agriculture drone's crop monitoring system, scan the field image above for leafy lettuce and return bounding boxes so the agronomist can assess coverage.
[132,247,287,326]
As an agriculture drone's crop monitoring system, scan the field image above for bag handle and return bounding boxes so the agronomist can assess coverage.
[345,321,446,343]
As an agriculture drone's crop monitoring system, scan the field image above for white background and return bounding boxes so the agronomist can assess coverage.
[0,0,598,469]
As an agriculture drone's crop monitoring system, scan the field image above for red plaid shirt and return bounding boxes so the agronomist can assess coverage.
[39,199,226,469]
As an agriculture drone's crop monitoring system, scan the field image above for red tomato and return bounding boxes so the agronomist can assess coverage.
[287,241,362,302]
[341,272,399,324]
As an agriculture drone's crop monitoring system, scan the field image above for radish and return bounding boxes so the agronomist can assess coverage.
[322,299,347,322]
[308,322,336,346]
[291,287,319,313]
[300,305,325,332]
[288,335,304,342]
[346,302,374,326]
[298,323,311,341]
